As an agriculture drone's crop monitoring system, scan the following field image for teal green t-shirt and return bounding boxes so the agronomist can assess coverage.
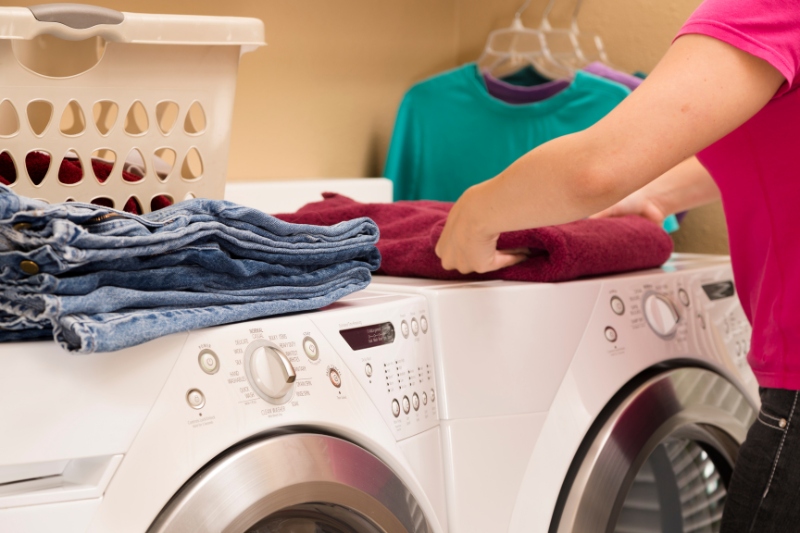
[385,64,630,203]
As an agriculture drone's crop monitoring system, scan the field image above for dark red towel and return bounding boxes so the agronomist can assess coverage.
[0,151,173,214]
[276,193,674,282]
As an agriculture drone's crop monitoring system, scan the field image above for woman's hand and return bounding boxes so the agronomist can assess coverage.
[592,156,721,225]
[591,189,666,225]
[435,185,530,274]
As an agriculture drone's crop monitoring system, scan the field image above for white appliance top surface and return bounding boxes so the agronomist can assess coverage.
[370,253,732,291]
[224,178,392,214]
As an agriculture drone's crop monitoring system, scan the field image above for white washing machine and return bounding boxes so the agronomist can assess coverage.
[370,254,758,532]
[0,290,448,533]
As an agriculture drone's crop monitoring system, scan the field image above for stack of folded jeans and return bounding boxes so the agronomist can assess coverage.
[0,185,380,354]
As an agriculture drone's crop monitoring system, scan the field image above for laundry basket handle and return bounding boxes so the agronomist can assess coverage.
[2,5,264,48]
[29,4,123,30]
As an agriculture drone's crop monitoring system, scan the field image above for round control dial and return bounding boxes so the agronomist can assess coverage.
[244,340,296,404]
[643,293,680,338]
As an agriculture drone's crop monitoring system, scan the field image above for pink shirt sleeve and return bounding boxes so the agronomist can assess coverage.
[675,0,800,97]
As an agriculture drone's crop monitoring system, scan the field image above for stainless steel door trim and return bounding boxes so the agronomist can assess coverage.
[554,367,756,533]
[148,433,431,533]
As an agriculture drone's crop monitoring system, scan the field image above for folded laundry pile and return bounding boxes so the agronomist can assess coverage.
[0,151,172,214]
[276,193,673,282]
[0,185,380,353]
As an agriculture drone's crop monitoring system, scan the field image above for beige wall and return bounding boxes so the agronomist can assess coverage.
[3,0,460,180]
[2,0,728,254]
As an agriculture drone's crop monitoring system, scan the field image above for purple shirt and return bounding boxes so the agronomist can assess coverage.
[483,62,641,106]
[483,73,571,104]
[583,62,643,91]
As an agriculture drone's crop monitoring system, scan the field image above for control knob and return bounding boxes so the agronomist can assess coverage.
[244,340,296,404]
[643,293,680,338]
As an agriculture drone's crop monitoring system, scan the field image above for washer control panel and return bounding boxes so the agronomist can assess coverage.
[314,295,439,437]
[178,293,438,441]
[590,262,756,396]
[596,277,693,357]
[701,281,753,373]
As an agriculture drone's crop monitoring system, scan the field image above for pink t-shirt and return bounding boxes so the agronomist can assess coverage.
[676,1,800,389]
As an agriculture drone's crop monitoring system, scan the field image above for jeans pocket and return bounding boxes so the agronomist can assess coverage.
[757,404,789,431]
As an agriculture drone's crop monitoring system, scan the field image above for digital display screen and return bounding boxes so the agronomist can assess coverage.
[702,281,736,301]
[340,322,396,351]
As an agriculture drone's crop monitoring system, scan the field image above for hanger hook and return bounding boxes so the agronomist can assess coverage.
[515,0,533,20]
[539,0,558,30]
[570,0,586,31]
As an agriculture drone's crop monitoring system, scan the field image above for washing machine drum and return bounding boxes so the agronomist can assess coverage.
[148,434,431,533]
[552,367,756,533]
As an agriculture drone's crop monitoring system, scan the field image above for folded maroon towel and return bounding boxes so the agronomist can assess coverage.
[0,151,173,214]
[276,193,674,282]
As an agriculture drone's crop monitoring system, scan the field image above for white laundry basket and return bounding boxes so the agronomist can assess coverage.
[0,4,264,213]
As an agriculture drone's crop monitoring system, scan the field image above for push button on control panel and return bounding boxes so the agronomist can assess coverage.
[420,315,428,333]
[401,320,410,338]
[678,288,690,307]
[412,393,420,411]
[198,349,219,374]
[610,296,625,316]
[303,336,319,361]
[392,399,401,418]
[365,363,373,377]
[604,327,618,343]
[186,389,205,410]
[402,396,411,414]
[422,391,428,405]
[411,318,419,336]
[329,368,342,388]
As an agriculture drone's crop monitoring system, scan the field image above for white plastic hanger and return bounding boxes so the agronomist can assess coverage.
[539,0,615,70]
[477,0,574,80]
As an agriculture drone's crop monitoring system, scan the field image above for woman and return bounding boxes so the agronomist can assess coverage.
[435,1,799,531]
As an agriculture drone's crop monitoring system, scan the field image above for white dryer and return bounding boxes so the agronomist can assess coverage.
[370,254,758,532]
[0,291,447,533]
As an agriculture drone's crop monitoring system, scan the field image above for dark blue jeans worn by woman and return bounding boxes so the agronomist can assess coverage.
[722,387,800,532]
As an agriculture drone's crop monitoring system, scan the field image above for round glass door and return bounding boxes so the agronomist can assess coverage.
[245,504,384,532]
[553,367,756,533]
[148,434,431,533]
[615,436,732,532]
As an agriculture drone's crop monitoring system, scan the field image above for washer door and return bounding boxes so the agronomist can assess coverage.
[148,434,431,533]
[553,367,756,533]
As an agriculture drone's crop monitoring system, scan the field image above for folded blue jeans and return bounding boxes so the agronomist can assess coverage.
[0,185,380,353]
[1,270,370,353]
[0,186,379,280]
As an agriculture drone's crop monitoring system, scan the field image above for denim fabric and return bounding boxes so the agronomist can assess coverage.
[0,185,380,354]
[0,307,51,334]
[3,258,376,295]
[721,387,800,532]
[3,272,370,353]
[0,195,379,280]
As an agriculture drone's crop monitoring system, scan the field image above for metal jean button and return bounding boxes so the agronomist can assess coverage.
[20,260,39,275]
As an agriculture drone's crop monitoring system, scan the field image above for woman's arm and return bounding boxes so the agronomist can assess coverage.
[591,156,719,225]
[435,34,784,274]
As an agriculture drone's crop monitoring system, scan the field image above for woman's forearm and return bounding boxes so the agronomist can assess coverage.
[462,130,667,237]
[436,34,783,274]
[642,156,720,216]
